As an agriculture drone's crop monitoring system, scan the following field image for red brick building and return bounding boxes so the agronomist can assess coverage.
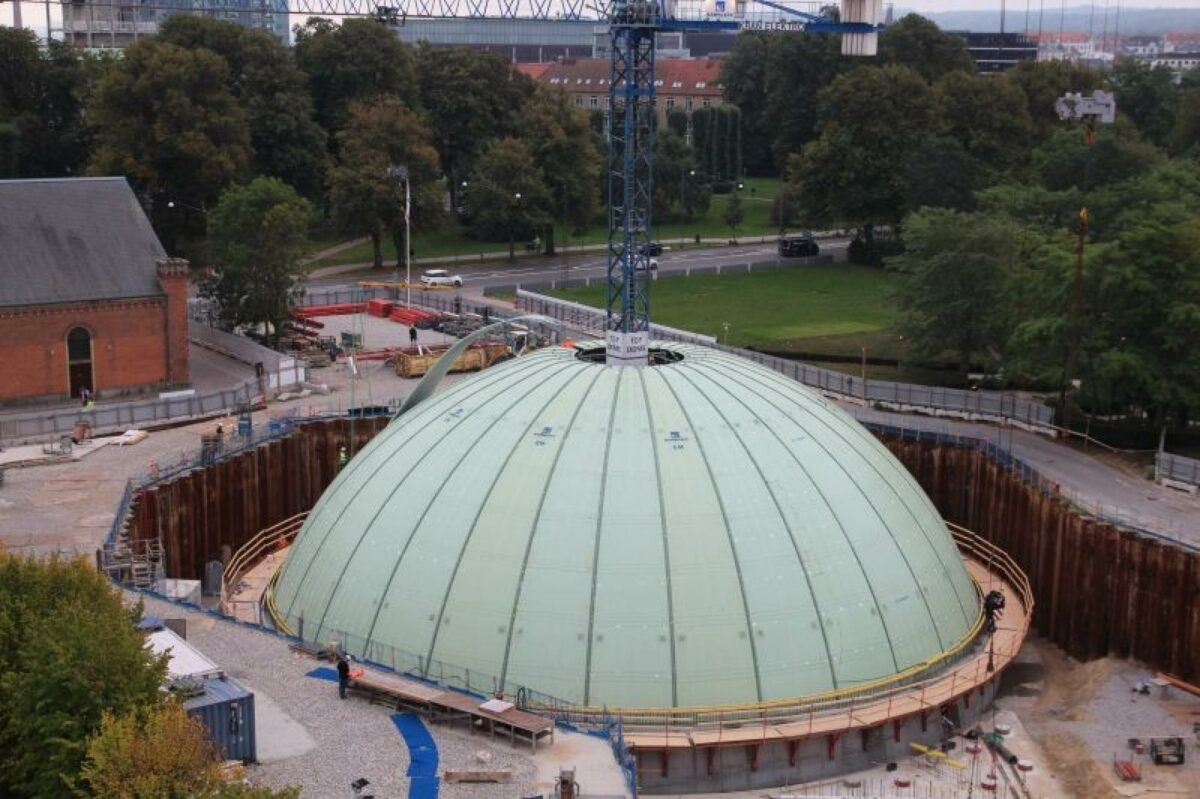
[0,178,190,404]
[516,58,725,125]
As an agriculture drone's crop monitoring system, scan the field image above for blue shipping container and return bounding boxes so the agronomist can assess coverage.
[185,676,256,763]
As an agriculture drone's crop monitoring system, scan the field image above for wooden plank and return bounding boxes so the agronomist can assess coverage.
[443,770,513,784]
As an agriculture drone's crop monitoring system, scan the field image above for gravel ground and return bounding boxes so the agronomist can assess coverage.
[135,593,539,799]
[996,637,1200,798]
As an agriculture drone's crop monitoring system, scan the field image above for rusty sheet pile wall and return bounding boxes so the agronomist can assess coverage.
[879,437,1200,683]
[126,418,387,581]
[126,419,1198,683]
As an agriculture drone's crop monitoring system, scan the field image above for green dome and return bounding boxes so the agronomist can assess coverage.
[272,343,978,709]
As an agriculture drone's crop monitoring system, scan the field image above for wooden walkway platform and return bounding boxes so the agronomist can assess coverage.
[348,667,555,752]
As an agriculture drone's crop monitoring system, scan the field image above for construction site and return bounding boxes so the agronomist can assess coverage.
[42,295,1186,798]
[1,4,1197,795]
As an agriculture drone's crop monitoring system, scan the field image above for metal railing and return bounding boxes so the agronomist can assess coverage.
[220,512,308,620]
[1157,451,1200,488]
[0,379,262,446]
[515,290,1055,428]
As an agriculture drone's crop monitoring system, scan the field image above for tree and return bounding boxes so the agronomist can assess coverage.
[722,31,847,174]
[81,703,223,798]
[158,16,328,199]
[878,14,975,83]
[1003,60,1104,142]
[0,28,106,178]
[82,701,301,799]
[294,18,418,137]
[0,553,166,798]
[1111,60,1179,147]
[415,45,535,209]
[88,39,251,260]
[1033,126,1163,192]
[935,70,1033,175]
[207,177,311,345]
[653,127,700,222]
[464,138,550,260]
[902,137,987,213]
[522,88,602,255]
[888,209,1028,375]
[329,96,441,269]
[792,65,939,240]
[724,190,746,241]
[692,106,744,182]
[1169,87,1200,156]
[719,32,773,175]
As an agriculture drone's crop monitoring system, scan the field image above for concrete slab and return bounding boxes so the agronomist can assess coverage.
[530,728,629,799]
[241,683,317,764]
[0,437,112,468]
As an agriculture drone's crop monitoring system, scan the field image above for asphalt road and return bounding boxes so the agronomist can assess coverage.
[304,238,852,291]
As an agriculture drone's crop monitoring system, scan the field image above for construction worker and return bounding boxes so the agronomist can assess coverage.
[337,654,351,700]
[409,325,418,346]
[338,445,348,470]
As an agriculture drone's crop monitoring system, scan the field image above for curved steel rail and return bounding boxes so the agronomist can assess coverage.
[220,512,307,621]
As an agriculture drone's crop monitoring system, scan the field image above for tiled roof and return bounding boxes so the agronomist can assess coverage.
[0,178,167,308]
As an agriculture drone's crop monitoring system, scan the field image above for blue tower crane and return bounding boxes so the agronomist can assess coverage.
[601,0,881,364]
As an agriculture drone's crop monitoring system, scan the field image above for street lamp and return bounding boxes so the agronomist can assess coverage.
[386,165,411,307]
[509,193,522,261]
[166,199,209,262]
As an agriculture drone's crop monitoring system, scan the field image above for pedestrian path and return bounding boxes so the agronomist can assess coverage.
[392,713,440,799]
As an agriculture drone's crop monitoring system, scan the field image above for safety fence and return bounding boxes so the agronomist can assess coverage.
[858,416,1199,552]
[1157,451,1200,488]
[515,290,1055,429]
[0,378,263,446]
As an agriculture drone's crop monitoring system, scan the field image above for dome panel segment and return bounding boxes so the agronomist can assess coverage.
[272,344,980,709]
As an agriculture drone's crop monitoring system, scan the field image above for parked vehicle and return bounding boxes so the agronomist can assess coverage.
[420,269,463,287]
[778,233,820,257]
[639,241,663,257]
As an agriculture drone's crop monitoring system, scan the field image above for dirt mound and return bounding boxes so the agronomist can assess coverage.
[1040,731,1121,799]
[1033,643,1122,722]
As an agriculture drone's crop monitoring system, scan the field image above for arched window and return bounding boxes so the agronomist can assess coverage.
[67,327,93,400]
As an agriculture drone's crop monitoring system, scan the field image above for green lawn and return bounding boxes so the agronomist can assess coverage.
[543,265,968,385]
[546,264,895,347]
[303,178,788,271]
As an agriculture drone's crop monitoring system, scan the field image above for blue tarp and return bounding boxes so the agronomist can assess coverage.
[392,713,440,799]
[305,667,340,683]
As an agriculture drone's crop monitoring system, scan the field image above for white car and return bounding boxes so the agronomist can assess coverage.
[420,269,463,288]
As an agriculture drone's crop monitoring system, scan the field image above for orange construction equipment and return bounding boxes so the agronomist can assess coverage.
[1156,672,1200,699]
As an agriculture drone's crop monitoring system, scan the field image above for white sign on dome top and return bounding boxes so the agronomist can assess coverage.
[606,330,648,366]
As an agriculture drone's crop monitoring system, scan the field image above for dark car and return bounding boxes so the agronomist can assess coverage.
[778,233,819,257]
[639,241,663,257]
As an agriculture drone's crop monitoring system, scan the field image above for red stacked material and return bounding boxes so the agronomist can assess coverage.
[294,303,366,318]
[366,298,394,317]
[1114,761,1142,782]
[289,315,325,330]
[388,307,438,326]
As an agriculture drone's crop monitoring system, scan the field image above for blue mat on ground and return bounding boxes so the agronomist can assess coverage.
[392,713,440,799]
[305,667,340,683]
